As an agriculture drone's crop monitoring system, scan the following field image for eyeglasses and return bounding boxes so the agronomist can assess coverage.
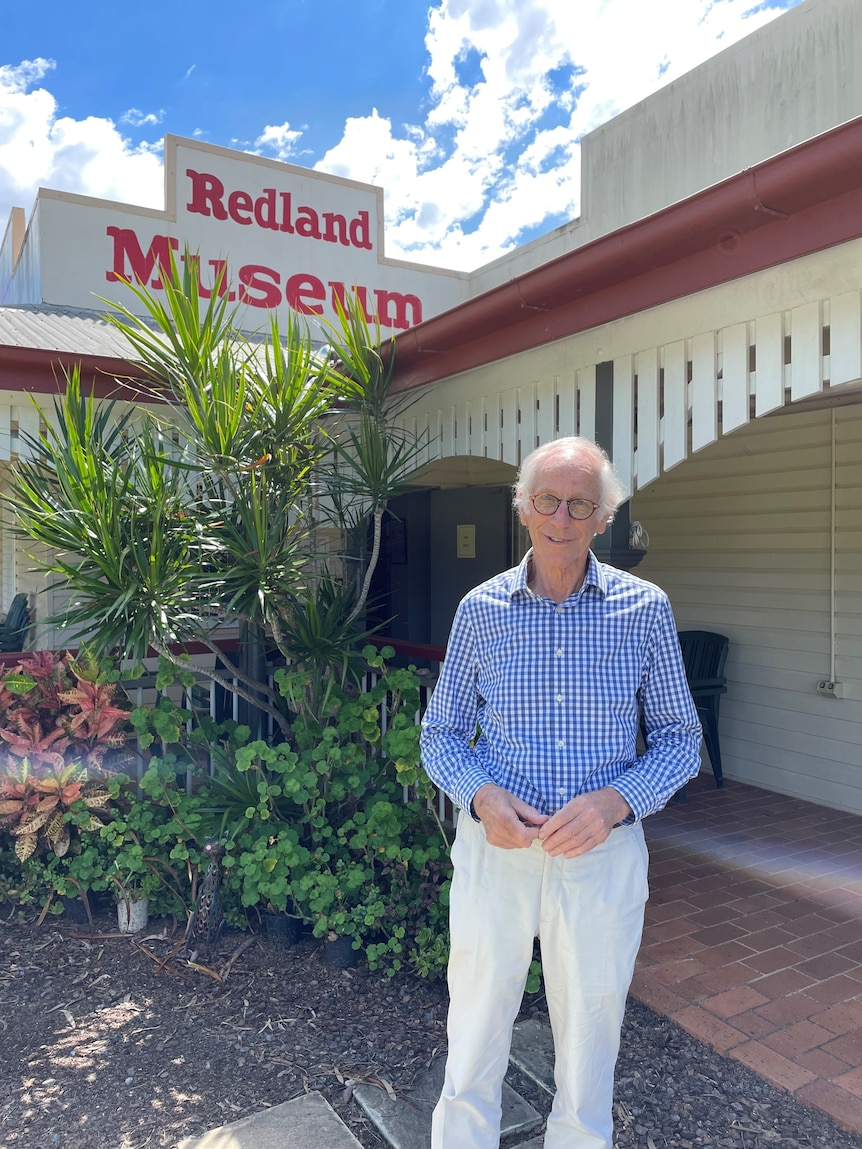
[530,494,600,521]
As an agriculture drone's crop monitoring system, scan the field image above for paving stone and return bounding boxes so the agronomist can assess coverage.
[509,1017,556,1095]
[353,1054,542,1149]
[177,1090,362,1149]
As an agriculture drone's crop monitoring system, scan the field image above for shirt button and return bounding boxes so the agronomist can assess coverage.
[556,694,563,703]
[556,648,563,657]
[557,740,565,748]
[556,606,563,614]
[558,788,566,796]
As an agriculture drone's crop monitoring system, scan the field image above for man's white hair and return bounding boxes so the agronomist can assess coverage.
[513,437,625,518]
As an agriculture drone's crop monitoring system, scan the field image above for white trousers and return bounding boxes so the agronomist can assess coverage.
[431,812,649,1149]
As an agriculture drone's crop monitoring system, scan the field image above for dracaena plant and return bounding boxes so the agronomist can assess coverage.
[3,254,428,740]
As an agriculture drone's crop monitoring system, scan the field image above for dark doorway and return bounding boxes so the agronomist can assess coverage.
[369,485,515,649]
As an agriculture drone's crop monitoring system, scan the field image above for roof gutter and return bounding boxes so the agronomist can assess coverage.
[0,345,157,401]
[389,115,862,392]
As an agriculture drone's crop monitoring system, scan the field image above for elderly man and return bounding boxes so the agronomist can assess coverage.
[420,436,702,1149]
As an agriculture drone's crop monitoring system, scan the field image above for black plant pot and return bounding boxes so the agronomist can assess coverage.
[263,912,303,948]
[323,934,360,969]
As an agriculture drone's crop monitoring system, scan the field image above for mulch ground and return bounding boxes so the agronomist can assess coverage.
[1,906,861,1149]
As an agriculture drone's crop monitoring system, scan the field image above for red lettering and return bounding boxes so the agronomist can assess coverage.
[295,206,321,240]
[238,265,282,309]
[286,274,325,315]
[106,228,178,289]
[375,289,422,330]
[183,171,374,251]
[228,190,253,225]
[279,192,294,234]
[349,211,372,250]
[322,213,349,246]
[254,189,279,231]
[185,169,228,220]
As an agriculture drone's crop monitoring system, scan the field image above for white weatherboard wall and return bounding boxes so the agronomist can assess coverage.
[631,405,862,814]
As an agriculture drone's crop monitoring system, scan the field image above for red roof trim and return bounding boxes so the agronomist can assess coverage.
[0,346,161,403]
[389,116,862,392]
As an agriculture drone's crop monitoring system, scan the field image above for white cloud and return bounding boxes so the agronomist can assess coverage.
[120,107,165,128]
[255,121,305,162]
[0,59,164,220]
[315,0,799,269]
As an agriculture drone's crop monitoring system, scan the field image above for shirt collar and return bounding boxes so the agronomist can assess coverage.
[510,549,608,602]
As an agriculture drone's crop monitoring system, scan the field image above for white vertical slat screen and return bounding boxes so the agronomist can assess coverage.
[662,340,687,471]
[1,496,14,604]
[518,384,536,460]
[830,290,862,387]
[790,302,822,401]
[721,322,749,433]
[690,332,717,453]
[440,406,454,459]
[468,400,483,456]
[635,347,659,488]
[486,395,500,459]
[16,406,40,458]
[536,378,555,444]
[415,413,432,468]
[396,286,854,485]
[430,411,443,462]
[754,312,784,416]
[612,355,634,497]
[500,388,518,462]
[577,365,596,442]
[558,373,576,438]
[0,405,10,462]
[454,401,468,457]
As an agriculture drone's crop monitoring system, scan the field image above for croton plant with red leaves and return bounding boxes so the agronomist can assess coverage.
[0,650,132,860]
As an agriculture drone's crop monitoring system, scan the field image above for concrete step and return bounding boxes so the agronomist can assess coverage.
[177,1019,558,1149]
[353,1044,545,1149]
[176,1090,363,1149]
[509,1016,556,1096]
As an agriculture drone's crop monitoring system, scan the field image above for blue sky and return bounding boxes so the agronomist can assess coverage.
[1,0,802,271]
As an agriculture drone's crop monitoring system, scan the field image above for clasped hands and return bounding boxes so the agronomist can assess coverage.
[471,782,632,858]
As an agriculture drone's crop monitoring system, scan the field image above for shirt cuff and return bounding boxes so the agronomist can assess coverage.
[456,771,496,820]
[607,780,644,824]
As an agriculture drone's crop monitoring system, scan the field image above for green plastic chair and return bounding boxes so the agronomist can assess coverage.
[677,629,729,789]
[0,593,31,652]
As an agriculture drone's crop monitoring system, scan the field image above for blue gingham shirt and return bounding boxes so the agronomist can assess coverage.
[420,550,702,823]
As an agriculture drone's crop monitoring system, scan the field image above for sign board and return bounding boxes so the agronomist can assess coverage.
[4,135,467,331]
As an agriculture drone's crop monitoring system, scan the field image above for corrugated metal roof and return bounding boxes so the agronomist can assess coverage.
[0,303,319,362]
[0,304,136,360]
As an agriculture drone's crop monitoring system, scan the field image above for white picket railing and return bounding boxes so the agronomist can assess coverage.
[122,654,442,805]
